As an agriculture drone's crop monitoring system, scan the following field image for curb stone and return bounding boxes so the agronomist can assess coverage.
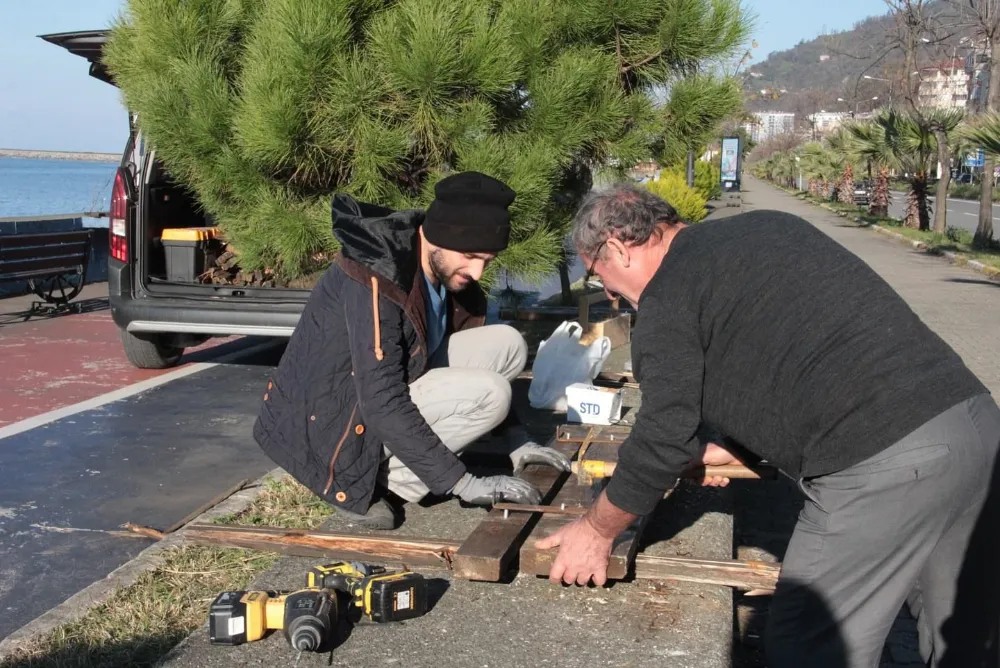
[0,467,288,659]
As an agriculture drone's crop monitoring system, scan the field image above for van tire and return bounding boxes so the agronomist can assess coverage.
[120,330,184,369]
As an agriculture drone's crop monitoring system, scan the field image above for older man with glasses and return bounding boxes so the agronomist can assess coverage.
[537,183,1000,668]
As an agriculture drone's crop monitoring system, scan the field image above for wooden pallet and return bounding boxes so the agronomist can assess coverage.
[453,423,649,582]
[451,437,580,581]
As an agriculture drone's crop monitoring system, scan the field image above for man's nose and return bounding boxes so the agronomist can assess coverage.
[467,261,485,281]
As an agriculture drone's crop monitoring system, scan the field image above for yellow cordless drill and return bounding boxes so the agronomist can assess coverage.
[208,588,336,651]
[306,562,427,623]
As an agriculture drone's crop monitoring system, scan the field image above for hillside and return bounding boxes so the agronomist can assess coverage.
[744,2,975,121]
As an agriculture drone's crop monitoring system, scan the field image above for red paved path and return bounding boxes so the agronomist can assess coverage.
[0,285,235,427]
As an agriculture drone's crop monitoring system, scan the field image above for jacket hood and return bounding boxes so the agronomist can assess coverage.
[331,193,425,293]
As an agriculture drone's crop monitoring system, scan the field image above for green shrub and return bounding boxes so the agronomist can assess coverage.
[949,182,1000,202]
[644,171,708,222]
[667,160,721,201]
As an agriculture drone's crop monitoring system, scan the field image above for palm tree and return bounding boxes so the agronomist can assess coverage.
[846,119,894,218]
[848,109,938,230]
[961,113,1000,247]
[799,142,835,198]
[825,129,857,206]
[924,108,965,234]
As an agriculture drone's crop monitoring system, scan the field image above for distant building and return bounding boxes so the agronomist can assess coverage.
[819,55,831,62]
[744,111,796,143]
[807,111,849,136]
[967,50,991,111]
[917,59,970,110]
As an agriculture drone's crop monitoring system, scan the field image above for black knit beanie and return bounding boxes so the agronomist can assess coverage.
[423,172,516,253]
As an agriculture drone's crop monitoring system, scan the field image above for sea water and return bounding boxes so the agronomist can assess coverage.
[0,158,118,226]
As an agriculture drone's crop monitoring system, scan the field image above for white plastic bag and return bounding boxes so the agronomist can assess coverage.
[528,321,612,411]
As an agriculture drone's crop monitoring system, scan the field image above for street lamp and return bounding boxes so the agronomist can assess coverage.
[795,156,802,192]
[864,75,894,105]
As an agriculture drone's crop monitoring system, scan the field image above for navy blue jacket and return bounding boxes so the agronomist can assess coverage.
[253,195,487,513]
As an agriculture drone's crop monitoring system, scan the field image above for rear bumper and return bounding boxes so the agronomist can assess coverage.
[108,262,304,337]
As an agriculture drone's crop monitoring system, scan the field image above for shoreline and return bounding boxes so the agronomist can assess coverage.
[0,149,119,163]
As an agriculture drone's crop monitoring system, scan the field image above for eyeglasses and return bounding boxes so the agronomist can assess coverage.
[584,238,609,283]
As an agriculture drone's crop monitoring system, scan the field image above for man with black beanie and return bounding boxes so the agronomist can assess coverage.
[253,172,570,529]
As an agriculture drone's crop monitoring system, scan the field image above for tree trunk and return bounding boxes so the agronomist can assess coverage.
[839,164,855,206]
[558,254,572,305]
[870,166,889,218]
[975,34,1000,248]
[906,175,931,230]
[976,155,995,246]
[933,129,950,234]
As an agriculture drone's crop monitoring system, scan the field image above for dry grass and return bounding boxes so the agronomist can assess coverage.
[0,476,332,668]
[212,476,332,528]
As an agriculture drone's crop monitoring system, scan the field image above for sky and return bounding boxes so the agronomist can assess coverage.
[0,0,885,154]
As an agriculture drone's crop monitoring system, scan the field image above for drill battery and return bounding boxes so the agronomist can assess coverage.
[306,562,427,623]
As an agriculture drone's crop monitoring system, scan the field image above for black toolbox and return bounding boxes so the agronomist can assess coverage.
[161,227,222,283]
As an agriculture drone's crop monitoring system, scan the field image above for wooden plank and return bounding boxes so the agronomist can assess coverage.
[633,555,781,591]
[0,256,82,275]
[0,242,88,262]
[518,479,649,580]
[519,422,649,580]
[0,230,92,249]
[183,524,461,570]
[556,423,632,444]
[580,313,631,348]
[451,437,580,581]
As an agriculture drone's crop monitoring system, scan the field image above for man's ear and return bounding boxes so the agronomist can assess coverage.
[606,237,630,268]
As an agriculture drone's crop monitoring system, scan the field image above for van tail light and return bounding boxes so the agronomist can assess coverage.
[109,168,130,264]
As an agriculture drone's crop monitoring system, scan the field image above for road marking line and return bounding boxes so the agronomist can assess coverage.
[0,339,281,442]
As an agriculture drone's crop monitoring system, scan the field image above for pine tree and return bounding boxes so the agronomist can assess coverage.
[103,0,752,283]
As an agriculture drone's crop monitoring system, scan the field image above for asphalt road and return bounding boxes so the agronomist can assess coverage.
[888,190,1000,234]
[0,344,283,641]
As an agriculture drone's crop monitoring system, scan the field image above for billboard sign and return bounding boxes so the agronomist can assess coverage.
[721,137,740,182]
[720,136,741,192]
[964,148,985,168]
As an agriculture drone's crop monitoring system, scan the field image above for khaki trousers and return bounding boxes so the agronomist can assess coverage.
[383,324,528,502]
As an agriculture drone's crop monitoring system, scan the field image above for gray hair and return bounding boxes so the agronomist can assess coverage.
[570,183,680,258]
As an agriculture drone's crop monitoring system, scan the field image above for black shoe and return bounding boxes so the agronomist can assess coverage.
[334,497,398,530]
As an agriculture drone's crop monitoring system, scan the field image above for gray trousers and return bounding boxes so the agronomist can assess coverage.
[382,324,528,502]
[767,393,1000,668]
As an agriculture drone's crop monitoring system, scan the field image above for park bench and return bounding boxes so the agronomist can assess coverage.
[0,230,93,312]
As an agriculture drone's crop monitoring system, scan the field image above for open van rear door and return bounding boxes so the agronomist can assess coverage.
[40,30,113,85]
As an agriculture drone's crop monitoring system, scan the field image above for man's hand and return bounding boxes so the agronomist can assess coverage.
[687,441,741,487]
[510,442,572,475]
[534,491,637,587]
[534,517,614,586]
[450,473,542,506]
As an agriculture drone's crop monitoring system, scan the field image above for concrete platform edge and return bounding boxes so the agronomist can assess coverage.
[0,467,289,657]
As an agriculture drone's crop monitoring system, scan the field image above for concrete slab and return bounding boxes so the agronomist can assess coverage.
[0,346,281,640]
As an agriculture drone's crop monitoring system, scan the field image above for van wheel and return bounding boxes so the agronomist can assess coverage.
[120,330,184,369]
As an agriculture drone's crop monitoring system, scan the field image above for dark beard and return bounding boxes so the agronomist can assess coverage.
[428,249,469,292]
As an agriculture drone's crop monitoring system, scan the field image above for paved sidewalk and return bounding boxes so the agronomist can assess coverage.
[743,177,1000,395]
[733,177,1000,668]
